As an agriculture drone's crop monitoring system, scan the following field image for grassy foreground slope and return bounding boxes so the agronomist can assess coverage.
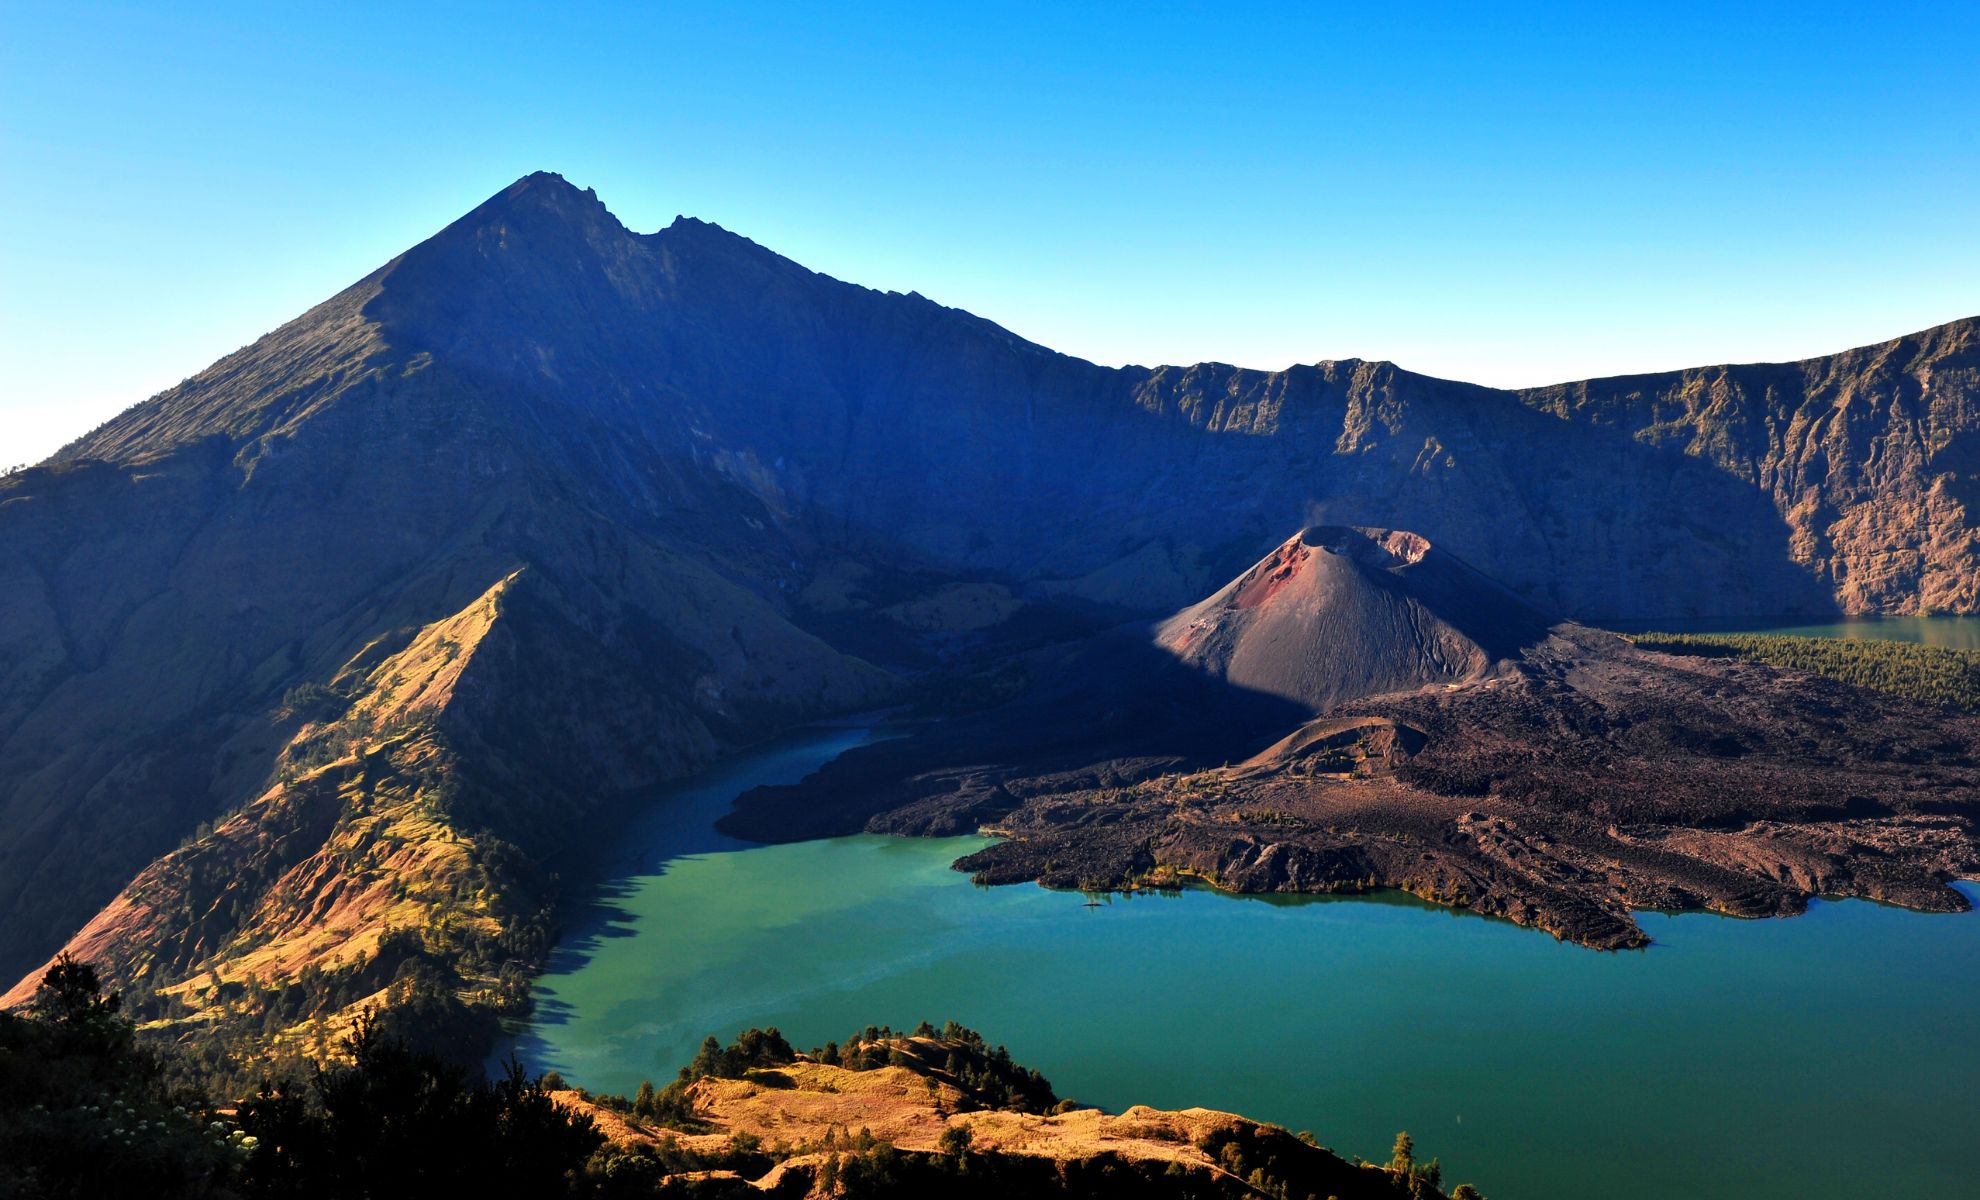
[1,561,895,1090]
[1624,631,1980,711]
[3,960,1484,1200]
[7,172,1980,1104]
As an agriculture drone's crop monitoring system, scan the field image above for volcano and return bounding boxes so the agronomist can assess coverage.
[5,171,1980,1038]
[1155,526,1554,712]
[729,529,1980,950]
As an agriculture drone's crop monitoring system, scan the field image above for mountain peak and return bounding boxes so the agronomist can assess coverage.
[1154,524,1554,713]
[451,170,623,239]
[503,169,594,203]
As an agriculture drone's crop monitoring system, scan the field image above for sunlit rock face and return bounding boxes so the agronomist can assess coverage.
[1,170,1976,992]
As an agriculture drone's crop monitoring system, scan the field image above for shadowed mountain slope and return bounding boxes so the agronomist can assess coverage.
[4,171,1980,1035]
[48,173,1980,624]
[727,530,1980,950]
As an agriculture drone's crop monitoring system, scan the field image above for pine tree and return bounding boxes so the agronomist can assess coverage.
[684,1035,725,1081]
[938,1123,973,1161]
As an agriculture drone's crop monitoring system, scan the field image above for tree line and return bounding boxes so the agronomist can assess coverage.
[3,958,1484,1198]
[1628,630,1980,711]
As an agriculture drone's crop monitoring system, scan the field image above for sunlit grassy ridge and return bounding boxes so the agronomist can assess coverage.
[1626,631,1980,712]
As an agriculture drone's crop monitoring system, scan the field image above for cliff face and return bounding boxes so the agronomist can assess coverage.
[3,170,1978,1013]
[1520,318,1980,614]
[46,173,1980,626]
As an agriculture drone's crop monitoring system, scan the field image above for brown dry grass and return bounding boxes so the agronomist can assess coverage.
[555,1056,1271,1187]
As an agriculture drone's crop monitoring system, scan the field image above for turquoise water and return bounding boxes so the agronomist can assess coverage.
[517,726,1980,1200]
[1608,614,1980,648]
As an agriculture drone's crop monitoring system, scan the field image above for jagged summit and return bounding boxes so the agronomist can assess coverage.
[5,172,1980,1049]
[399,169,633,278]
[470,170,613,221]
[511,168,587,193]
[34,173,1980,620]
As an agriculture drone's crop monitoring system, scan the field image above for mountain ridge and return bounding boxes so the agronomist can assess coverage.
[53,171,1980,469]
[4,170,1979,1064]
[38,172,1980,623]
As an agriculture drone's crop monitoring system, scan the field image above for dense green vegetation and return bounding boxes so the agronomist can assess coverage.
[229,1020,602,1198]
[1626,631,1980,710]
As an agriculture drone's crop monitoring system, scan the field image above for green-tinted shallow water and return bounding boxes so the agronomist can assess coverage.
[516,725,1980,1200]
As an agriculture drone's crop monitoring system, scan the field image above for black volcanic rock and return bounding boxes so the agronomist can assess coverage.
[728,531,1980,949]
[3,171,1980,999]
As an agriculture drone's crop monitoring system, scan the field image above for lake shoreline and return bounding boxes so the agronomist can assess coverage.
[515,720,1980,1200]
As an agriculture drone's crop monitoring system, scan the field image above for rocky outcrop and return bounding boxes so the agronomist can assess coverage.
[556,1030,1476,1200]
[3,169,1978,1005]
[1521,318,1980,613]
[728,538,1980,949]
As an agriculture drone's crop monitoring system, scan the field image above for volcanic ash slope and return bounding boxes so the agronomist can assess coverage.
[1154,525,1554,712]
[731,528,1980,949]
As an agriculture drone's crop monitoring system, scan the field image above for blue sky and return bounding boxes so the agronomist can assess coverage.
[3,1,1976,465]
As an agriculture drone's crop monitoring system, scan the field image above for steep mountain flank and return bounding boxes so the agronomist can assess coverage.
[1155,526,1550,710]
[0,562,890,1057]
[1521,317,1980,613]
[3,170,1979,1046]
[729,533,1980,949]
[47,174,1980,627]
[0,416,896,1025]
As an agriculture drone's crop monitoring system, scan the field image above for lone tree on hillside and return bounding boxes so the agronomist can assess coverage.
[1389,1131,1414,1174]
[33,953,123,1027]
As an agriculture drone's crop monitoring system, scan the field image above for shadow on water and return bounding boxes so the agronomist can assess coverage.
[497,727,1980,1200]
[720,634,1327,843]
[496,723,883,1058]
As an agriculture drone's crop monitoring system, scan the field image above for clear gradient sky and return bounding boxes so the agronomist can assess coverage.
[3,1,1976,465]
